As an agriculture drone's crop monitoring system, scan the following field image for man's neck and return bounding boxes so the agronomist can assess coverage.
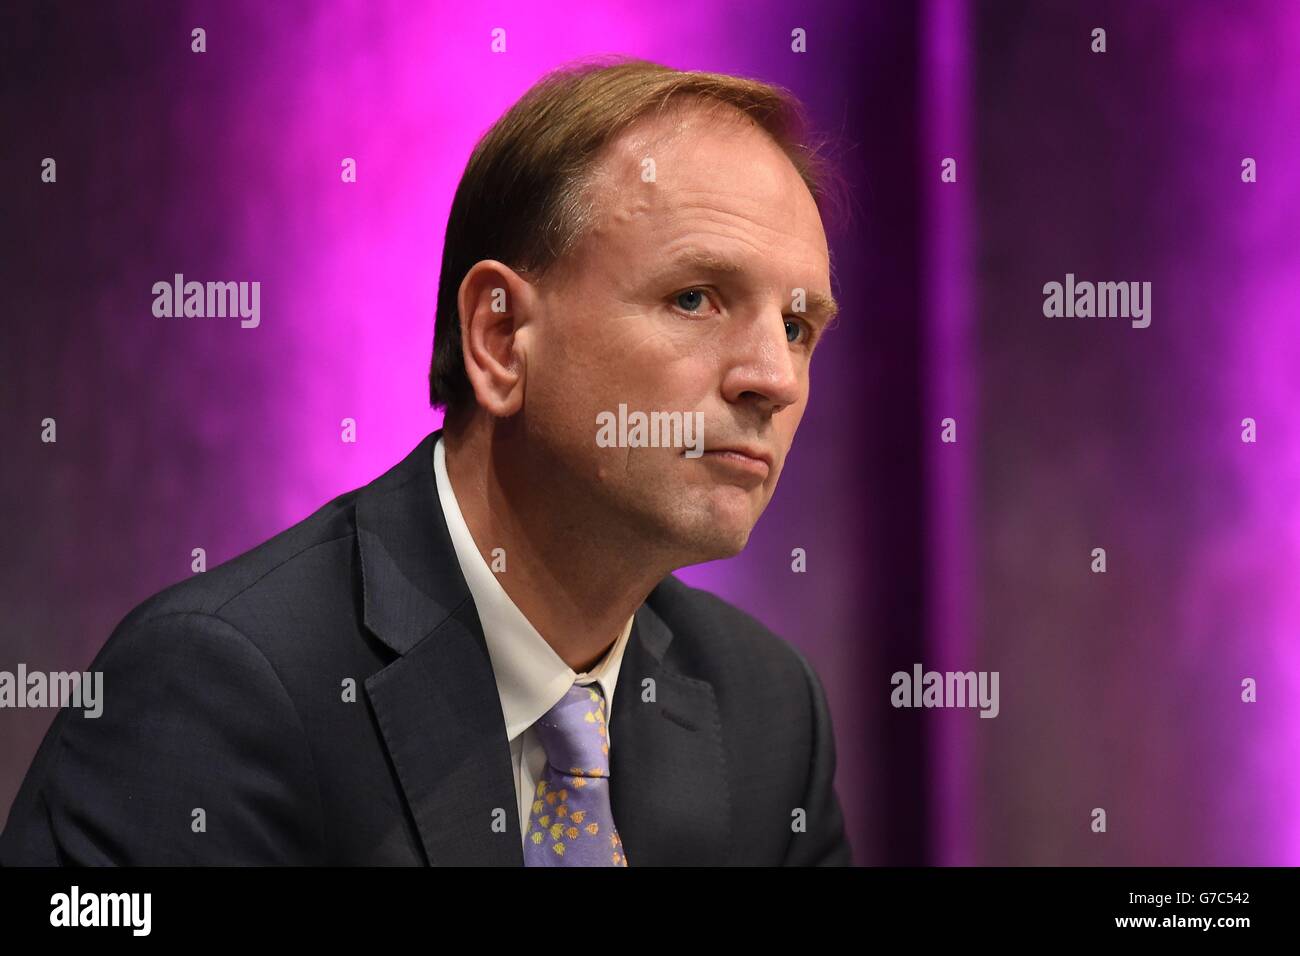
[442,418,674,673]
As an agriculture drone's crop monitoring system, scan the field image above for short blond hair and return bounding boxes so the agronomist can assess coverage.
[429,55,843,414]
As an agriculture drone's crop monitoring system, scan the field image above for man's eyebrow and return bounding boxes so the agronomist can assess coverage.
[660,248,748,277]
[802,290,840,322]
[657,248,840,320]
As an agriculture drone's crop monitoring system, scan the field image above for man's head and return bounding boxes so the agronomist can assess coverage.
[431,57,841,568]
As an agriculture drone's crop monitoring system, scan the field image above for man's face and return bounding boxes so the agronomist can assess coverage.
[521,101,835,564]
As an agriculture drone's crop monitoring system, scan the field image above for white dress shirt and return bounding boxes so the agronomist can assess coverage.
[433,435,634,849]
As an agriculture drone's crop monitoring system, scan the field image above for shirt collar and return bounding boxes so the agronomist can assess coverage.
[433,434,633,743]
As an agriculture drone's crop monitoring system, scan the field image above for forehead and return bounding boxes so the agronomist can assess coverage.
[577,101,830,278]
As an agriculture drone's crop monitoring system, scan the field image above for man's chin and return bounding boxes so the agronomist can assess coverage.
[670,517,754,565]
[627,489,761,564]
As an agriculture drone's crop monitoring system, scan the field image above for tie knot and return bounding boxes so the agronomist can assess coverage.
[533,682,610,779]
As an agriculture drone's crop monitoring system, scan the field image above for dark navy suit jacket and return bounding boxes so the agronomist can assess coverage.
[0,430,852,865]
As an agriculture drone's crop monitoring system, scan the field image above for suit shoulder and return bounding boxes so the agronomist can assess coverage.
[113,484,362,639]
[647,575,814,688]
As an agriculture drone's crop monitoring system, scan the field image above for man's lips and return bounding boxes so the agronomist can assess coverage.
[705,445,773,468]
[695,445,773,480]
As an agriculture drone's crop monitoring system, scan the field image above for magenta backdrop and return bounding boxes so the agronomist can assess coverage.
[2,0,1298,865]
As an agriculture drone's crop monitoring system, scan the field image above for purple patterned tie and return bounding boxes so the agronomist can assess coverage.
[523,681,628,866]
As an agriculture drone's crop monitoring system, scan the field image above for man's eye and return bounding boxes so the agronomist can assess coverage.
[785,318,809,345]
[674,289,710,313]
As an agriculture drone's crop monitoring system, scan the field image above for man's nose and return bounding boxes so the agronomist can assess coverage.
[718,309,804,412]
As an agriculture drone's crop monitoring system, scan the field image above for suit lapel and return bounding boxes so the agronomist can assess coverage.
[355,429,732,866]
[364,598,523,866]
[357,430,521,866]
[611,601,732,866]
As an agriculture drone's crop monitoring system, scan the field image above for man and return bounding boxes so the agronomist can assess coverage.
[0,57,851,866]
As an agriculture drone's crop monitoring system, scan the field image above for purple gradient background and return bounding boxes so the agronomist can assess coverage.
[2,0,1297,865]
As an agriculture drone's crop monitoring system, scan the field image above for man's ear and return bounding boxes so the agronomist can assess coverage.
[457,259,537,418]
